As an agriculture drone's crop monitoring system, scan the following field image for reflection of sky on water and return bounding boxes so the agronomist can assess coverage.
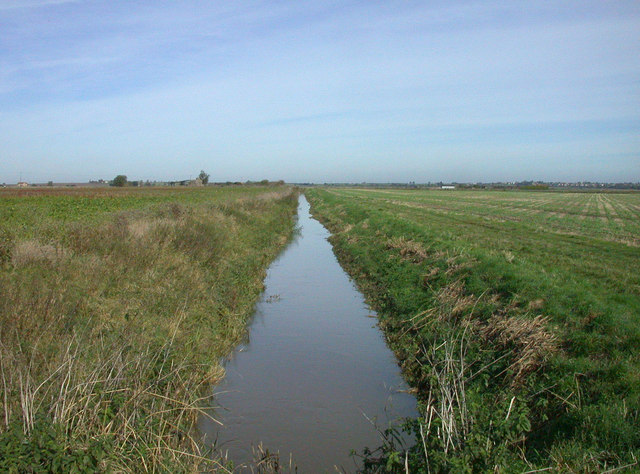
[200,195,417,472]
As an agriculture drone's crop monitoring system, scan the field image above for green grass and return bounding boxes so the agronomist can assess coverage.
[306,187,640,472]
[0,185,298,472]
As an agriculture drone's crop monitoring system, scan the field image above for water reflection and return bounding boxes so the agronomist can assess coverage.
[200,195,417,472]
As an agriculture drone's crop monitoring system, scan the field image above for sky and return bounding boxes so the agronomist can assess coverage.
[1,0,639,184]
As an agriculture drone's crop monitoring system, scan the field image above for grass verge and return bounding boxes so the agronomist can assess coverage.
[0,185,298,472]
[306,187,640,473]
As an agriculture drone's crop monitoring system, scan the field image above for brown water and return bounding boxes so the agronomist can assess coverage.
[200,195,417,472]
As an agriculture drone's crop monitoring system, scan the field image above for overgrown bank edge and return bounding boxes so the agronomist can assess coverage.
[305,188,639,473]
[0,186,299,472]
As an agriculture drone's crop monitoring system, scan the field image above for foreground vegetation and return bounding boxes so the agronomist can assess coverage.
[306,188,640,472]
[0,185,298,471]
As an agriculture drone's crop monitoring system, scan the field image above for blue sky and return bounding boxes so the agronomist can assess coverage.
[1,0,638,183]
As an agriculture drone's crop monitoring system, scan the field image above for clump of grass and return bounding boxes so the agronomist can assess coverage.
[11,240,68,267]
[385,236,429,263]
[480,314,558,386]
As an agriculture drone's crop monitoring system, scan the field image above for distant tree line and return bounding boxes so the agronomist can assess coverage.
[107,173,289,187]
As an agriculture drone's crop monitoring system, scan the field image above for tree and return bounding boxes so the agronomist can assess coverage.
[198,170,209,185]
[112,175,127,187]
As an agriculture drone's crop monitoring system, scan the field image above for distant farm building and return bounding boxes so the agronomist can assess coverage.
[441,185,455,190]
[17,182,28,188]
[167,178,203,187]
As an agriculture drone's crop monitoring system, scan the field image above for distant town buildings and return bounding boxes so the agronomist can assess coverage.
[167,178,203,186]
[312,181,640,190]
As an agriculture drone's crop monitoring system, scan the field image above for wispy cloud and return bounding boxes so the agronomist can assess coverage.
[0,0,78,10]
[1,0,638,183]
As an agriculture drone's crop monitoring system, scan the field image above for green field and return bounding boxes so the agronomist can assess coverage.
[0,185,298,472]
[306,188,640,472]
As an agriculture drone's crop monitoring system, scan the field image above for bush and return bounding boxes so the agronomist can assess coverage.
[112,175,127,187]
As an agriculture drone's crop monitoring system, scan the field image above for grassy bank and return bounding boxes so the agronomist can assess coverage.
[0,185,298,472]
[306,188,640,472]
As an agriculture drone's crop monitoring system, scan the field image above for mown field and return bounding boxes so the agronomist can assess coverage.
[0,185,298,472]
[306,188,640,472]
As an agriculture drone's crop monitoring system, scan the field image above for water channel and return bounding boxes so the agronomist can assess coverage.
[200,195,417,472]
